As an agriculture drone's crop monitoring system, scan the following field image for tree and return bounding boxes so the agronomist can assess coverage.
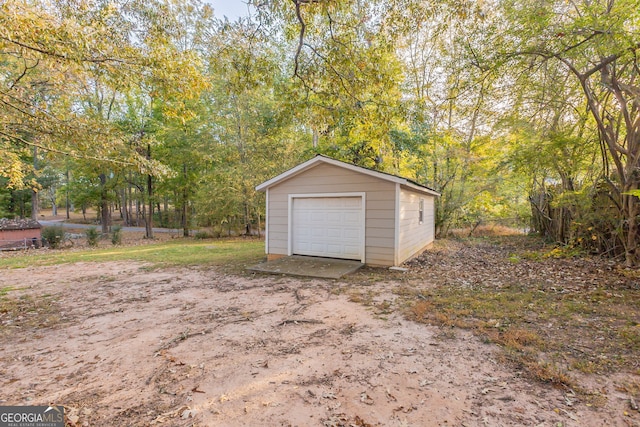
[254,0,410,169]
[194,18,307,234]
[0,0,206,235]
[478,0,640,264]
[0,0,150,188]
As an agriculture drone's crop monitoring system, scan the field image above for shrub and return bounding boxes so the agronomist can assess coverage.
[42,225,65,249]
[85,227,99,247]
[111,226,122,245]
[194,230,214,240]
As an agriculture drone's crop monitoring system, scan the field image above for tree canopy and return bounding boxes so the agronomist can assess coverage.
[2,0,640,263]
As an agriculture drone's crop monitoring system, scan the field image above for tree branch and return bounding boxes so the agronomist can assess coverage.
[0,130,133,167]
[292,0,306,78]
[291,0,323,78]
[0,36,133,65]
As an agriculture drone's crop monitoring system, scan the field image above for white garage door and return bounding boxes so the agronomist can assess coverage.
[291,196,364,261]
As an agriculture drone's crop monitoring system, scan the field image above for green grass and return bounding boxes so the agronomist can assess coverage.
[0,238,265,271]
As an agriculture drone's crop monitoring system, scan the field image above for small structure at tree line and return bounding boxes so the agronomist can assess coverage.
[0,218,42,250]
[256,155,440,267]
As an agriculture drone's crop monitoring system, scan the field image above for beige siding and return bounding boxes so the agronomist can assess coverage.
[397,187,436,264]
[266,162,396,266]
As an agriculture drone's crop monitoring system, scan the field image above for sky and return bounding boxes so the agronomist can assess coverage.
[206,0,252,21]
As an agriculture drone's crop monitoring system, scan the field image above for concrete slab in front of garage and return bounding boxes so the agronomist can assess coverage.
[247,255,364,279]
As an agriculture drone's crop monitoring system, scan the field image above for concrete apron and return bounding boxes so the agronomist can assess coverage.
[247,255,364,279]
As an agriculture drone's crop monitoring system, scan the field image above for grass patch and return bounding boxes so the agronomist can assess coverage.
[0,238,265,272]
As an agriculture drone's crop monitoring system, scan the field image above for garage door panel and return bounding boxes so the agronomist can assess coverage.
[343,198,361,208]
[326,244,342,254]
[343,246,360,257]
[292,196,363,261]
[327,228,342,238]
[344,228,360,239]
[344,212,360,222]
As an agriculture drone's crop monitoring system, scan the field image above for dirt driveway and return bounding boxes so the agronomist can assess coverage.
[0,260,636,426]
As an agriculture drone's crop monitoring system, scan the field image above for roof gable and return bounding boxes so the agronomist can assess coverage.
[256,155,440,196]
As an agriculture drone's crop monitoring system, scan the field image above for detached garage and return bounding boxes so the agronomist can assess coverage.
[256,155,440,267]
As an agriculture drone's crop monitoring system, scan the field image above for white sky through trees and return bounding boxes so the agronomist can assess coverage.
[205,0,251,20]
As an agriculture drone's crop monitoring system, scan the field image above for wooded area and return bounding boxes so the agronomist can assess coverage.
[1,0,639,263]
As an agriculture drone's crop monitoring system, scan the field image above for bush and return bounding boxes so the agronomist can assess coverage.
[86,227,99,247]
[111,226,122,245]
[194,230,214,240]
[42,225,65,249]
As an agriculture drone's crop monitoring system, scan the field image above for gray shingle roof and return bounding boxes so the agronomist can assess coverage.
[0,218,42,230]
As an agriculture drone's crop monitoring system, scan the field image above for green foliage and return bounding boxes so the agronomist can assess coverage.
[42,225,65,249]
[192,19,307,231]
[3,0,637,263]
[111,226,122,246]
[85,227,99,247]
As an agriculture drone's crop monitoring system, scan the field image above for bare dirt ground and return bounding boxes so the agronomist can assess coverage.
[0,255,638,426]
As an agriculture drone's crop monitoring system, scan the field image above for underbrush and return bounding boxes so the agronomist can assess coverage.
[394,236,640,390]
[447,224,526,238]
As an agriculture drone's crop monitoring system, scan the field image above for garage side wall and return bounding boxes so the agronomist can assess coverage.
[397,188,435,264]
[266,163,397,266]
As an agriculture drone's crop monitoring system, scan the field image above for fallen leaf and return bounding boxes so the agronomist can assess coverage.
[353,415,373,427]
[386,388,397,402]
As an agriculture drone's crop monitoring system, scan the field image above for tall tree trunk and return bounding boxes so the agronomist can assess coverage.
[99,173,111,234]
[51,186,57,217]
[182,164,189,237]
[120,188,129,225]
[31,146,38,220]
[244,201,252,235]
[31,190,39,220]
[182,201,189,237]
[145,144,154,239]
[560,59,640,266]
[622,190,639,267]
[65,168,70,220]
[163,197,169,228]
[128,174,134,226]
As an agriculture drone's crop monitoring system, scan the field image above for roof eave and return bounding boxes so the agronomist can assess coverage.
[255,156,325,192]
[256,154,440,196]
[401,182,441,197]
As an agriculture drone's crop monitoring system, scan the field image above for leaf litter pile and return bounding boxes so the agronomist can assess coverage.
[398,237,640,378]
[0,237,639,426]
